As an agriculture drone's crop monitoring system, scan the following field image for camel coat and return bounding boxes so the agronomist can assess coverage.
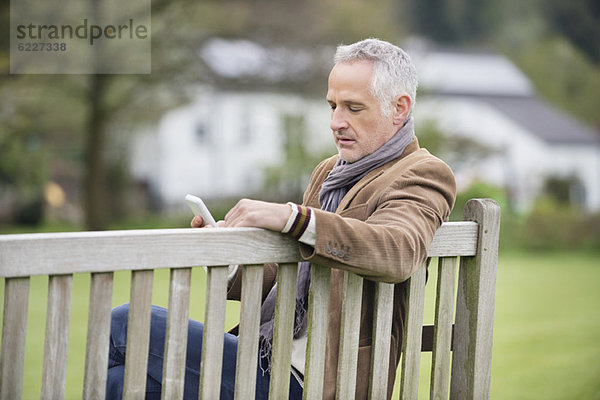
[228,138,456,399]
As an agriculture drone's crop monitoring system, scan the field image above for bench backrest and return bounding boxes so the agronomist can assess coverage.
[0,198,500,399]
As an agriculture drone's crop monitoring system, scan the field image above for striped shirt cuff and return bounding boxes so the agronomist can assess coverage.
[282,202,316,246]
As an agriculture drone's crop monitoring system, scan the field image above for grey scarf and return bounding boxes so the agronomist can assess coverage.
[258,118,415,374]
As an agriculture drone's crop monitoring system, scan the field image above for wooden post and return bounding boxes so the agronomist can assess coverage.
[234,265,264,400]
[450,199,500,399]
[430,257,457,399]
[199,266,228,399]
[399,264,427,399]
[0,277,30,400]
[368,282,394,399]
[161,268,192,400]
[83,272,114,400]
[123,270,154,399]
[268,263,298,399]
[335,272,363,400]
[42,274,73,400]
[303,264,330,400]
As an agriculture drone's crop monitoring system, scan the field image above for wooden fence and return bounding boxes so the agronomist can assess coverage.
[0,198,500,399]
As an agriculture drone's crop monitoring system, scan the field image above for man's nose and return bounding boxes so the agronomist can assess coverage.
[330,108,348,132]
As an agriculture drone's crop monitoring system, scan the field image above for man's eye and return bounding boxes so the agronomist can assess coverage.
[329,104,336,110]
[349,107,362,113]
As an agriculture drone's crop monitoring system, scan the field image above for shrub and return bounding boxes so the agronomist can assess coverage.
[517,197,600,251]
[453,182,600,252]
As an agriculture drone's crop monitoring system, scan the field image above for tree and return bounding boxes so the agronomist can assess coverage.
[2,0,214,229]
[3,0,406,230]
[545,0,600,63]
[403,0,500,44]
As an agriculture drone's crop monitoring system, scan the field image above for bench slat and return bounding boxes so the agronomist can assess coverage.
[0,277,30,400]
[83,272,114,400]
[0,228,301,277]
[234,265,264,400]
[123,270,154,399]
[399,264,426,399]
[427,222,478,257]
[431,257,457,399]
[368,282,394,399]
[268,262,298,399]
[199,266,228,399]
[451,199,500,400]
[0,222,477,278]
[42,274,73,400]
[336,271,364,400]
[161,268,191,400]
[303,264,330,400]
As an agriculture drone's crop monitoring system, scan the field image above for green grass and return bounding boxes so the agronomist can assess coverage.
[1,251,599,399]
[1,268,241,399]
[489,251,600,400]
[389,251,600,399]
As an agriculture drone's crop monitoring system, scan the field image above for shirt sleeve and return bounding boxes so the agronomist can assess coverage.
[281,202,316,246]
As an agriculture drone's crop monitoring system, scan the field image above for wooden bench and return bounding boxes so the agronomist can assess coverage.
[0,198,500,399]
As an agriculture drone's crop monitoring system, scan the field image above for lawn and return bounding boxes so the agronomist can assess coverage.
[1,251,599,399]
[488,251,600,400]
[398,251,600,399]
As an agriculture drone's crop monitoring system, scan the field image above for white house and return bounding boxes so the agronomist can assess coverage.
[130,87,333,209]
[411,49,600,212]
[130,39,600,212]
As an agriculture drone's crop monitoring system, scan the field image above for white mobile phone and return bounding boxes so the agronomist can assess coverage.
[185,194,217,227]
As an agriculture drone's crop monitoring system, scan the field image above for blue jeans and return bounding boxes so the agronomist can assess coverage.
[106,304,303,400]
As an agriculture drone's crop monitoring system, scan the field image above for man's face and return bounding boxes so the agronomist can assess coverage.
[326,61,397,163]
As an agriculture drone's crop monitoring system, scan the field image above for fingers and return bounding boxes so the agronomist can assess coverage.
[191,216,217,229]
[190,215,204,228]
[223,200,243,226]
[222,199,290,231]
[223,199,256,227]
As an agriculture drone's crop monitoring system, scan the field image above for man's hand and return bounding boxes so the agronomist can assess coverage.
[190,199,292,232]
[222,199,292,231]
[190,215,212,228]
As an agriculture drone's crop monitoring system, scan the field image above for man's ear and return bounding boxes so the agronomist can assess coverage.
[392,95,411,125]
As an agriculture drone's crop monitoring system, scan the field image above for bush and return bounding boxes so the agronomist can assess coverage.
[521,197,600,251]
[450,180,510,221]
[452,182,600,252]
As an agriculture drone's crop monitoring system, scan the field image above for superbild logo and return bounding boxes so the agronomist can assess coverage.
[16,19,148,46]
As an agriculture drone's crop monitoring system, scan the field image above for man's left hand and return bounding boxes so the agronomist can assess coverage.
[219,199,291,232]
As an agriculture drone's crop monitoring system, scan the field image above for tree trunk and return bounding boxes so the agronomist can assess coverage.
[84,73,108,231]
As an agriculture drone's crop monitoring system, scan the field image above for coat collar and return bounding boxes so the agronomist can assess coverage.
[334,137,421,212]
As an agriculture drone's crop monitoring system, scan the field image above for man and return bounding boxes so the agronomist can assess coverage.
[106,38,455,399]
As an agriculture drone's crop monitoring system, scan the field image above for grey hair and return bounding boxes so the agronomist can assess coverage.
[334,38,418,117]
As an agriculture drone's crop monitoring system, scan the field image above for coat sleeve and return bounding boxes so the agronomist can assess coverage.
[299,156,456,283]
[226,263,278,302]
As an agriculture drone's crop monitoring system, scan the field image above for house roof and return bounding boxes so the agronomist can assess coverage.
[199,38,330,92]
[200,38,314,82]
[414,50,535,97]
[413,48,599,145]
[478,95,600,145]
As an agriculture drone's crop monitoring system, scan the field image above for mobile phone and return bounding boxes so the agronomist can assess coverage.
[185,194,217,227]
